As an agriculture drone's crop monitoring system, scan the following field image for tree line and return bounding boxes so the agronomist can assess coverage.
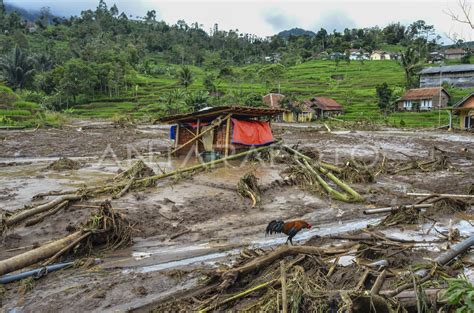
[0,0,446,111]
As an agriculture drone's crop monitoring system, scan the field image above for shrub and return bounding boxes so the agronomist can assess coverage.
[13,101,41,110]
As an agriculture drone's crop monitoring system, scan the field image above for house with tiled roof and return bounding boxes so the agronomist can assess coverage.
[262,93,285,109]
[443,48,466,60]
[396,87,450,111]
[307,97,344,118]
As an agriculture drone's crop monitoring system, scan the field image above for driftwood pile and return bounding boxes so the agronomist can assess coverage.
[0,201,132,277]
[282,145,364,203]
[152,231,474,312]
[387,146,453,175]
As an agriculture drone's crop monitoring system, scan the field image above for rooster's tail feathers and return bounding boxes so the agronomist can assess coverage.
[266,220,285,235]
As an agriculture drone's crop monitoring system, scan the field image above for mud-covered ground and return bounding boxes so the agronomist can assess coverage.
[0,121,473,312]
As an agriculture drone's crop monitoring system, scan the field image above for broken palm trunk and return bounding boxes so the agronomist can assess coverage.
[0,201,132,277]
[282,145,363,203]
[237,172,261,207]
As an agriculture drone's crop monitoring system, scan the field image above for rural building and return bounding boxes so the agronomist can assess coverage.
[307,97,344,118]
[419,64,474,88]
[396,87,450,111]
[346,49,369,61]
[443,48,466,60]
[262,93,290,122]
[158,106,285,157]
[454,92,474,130]
[263,93,285,109]
[428,51,445,63]
[370,50,391,60]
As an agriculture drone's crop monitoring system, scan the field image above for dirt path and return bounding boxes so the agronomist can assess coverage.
[1,122,473,312]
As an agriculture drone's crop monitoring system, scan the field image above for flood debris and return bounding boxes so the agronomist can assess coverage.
[388,146,453,174]
[237,172,261,207]
[282,145,363,202]
[150,229,471,312]
[377,196,469,227]
[0,201,132,277]
[45,157,83,171]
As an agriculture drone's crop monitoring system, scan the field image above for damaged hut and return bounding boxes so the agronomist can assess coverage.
[158,106,286,158]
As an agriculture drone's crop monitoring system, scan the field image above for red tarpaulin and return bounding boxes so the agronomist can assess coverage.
[231,118,274,146]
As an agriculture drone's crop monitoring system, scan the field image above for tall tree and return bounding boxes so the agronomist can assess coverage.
[178,66,193,88]
[375,83,394,113]
[0,47,36,90]
[400,47,423,88]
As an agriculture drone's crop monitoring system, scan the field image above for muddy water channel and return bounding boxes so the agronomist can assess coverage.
[0,124,473,312]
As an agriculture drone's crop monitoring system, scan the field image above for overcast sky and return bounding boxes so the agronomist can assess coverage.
[6,0,473,43]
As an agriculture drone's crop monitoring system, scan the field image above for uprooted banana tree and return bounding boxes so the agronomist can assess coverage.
[237,172,261,207]
[282,145,364,203]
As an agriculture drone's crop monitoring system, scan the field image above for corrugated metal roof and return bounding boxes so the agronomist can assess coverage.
[419,64,474,75]
[157,106,287,124]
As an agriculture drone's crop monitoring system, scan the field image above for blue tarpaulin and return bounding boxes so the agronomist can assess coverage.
[170,125,176,140]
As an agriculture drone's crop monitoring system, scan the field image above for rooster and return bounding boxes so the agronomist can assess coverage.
[265,220,312,245]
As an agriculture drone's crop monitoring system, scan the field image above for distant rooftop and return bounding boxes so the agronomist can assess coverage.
[420,64,474,75]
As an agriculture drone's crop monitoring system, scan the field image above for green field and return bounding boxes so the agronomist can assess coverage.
[2,59,473,128]
[69,59,473,128]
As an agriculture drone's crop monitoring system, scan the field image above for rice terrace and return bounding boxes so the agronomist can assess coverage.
[0,0,474,312]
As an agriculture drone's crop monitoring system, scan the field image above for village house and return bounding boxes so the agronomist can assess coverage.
[427,51,445,63]
[454,92,474,130]
[396,87,450,111]
[346,49,369,61]
[443,48,466,60]
[419,64,474,88]
[370,50,391,60]
[262,93,288,121]
[307,97,344,118]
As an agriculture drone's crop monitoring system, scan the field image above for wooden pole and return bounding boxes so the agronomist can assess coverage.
[280,260,288,313]
[225,115,232,158]
[174,124,180,149]
[407,192,474,199]
[195,118,200,157]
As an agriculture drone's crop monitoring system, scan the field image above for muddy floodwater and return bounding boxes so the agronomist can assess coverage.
[0,122,473,312]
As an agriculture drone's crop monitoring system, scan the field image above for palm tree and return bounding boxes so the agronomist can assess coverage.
[0,47,36,90]
[161,89,185,115]
[400,47,423,88]
[185,90,209,112]
[178,66,193,88]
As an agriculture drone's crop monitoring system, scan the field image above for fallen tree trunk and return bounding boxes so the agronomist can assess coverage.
[363,204,433,215]
[5,194,81,227]
[281,145,343,173]
[0,230,90,277]
[407,192,474,199]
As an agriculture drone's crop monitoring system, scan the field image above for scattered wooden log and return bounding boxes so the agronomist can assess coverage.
[370,269,387,295]
[363,203,433,215]
[0,230,89,276]
[407,192,474,199]
[24,200,69,227]
[4,194,81,227]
